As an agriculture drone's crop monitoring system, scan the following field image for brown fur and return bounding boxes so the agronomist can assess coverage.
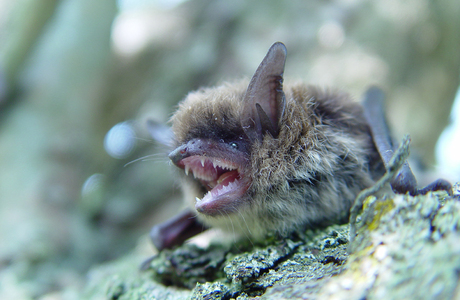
[169,80,384,239]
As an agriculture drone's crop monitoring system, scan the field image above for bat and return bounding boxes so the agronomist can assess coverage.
[149,42,452,251]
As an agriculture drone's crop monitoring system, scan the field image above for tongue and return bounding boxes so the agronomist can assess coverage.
[216,170,239,187]
[196,170,250,216]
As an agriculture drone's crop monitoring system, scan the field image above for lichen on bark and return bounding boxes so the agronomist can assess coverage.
[142,225,350,299]
[81,181,460,300]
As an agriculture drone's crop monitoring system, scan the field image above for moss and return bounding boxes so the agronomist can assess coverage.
[147,243,229,289]
[82,182,460,299]
[190,282,231,300]
[141,225,350,299]
[362,196,395,231]
[318,190,460,299]
[224,240,301,284]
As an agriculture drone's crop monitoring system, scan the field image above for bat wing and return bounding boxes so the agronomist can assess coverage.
[362,86,451,195]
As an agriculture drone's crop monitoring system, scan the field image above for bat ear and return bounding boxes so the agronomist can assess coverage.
[241,42,287,142]
[147,119,174,147]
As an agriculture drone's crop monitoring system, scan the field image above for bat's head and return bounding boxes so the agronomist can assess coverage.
[165,42,379,239]
[168,82,252,217]
[168,43,288,224]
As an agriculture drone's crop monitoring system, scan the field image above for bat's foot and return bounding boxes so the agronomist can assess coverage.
[415,178,453,196]
[391,163,452,196]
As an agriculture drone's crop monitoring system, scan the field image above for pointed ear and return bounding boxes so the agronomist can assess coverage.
[241,42,287,142]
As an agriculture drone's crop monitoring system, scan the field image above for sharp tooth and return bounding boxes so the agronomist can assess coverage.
[195,197,201,202]
[200,158,205,167]
[185,165,190,176]
[212,159,217,169]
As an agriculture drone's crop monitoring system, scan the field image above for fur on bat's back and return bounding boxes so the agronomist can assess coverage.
[170,80,384,238]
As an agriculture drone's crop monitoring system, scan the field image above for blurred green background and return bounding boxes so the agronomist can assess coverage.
[0,0,459,298]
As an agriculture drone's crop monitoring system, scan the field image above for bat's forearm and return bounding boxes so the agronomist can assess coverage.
[150,209,207,250]
[363,86,451,195]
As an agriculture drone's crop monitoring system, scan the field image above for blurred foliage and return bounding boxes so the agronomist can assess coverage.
[0,0,458,298]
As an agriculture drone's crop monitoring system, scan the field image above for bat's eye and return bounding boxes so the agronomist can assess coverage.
[230,142,238,149]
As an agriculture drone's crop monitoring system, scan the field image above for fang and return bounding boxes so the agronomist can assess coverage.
[185,165,190,176]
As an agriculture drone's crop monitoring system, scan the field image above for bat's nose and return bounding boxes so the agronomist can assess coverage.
[168,139,205,165]
[168,144,188,165]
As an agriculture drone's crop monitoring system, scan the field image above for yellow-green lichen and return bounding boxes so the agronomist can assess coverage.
[366,197,396,231]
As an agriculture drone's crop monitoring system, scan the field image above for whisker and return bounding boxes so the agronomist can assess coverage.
[219,211,231,234]
[237,210,254,248]
[133,137,157,144]
[224,211,235,239]
[123,154,167,167]
[238,210,252,235]
[223,211,240,249]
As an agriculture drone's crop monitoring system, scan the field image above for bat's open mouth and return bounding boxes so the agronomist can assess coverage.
[175,155,250,216]
[168,138,251,216]
[177,155,249,216]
